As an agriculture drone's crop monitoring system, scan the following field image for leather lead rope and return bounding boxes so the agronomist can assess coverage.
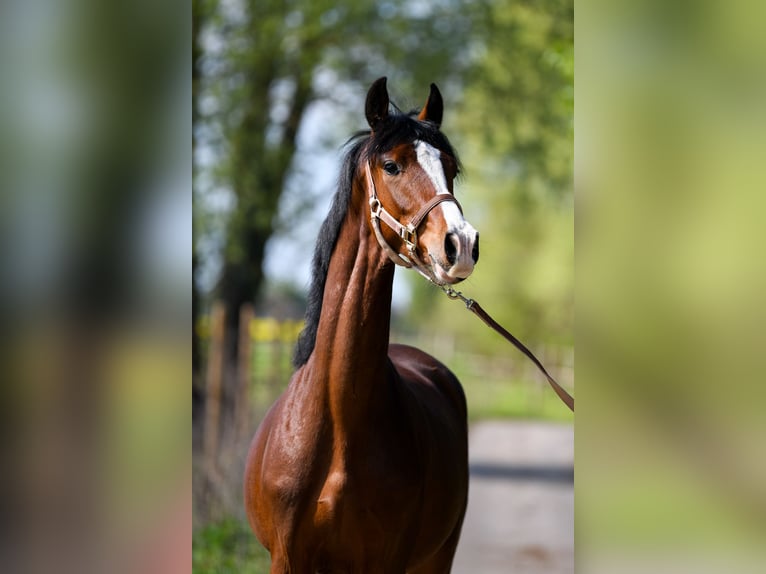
[442,287,575,412]
[363,158,573,411]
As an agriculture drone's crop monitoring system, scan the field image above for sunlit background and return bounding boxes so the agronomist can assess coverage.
[1,0,189,573]
[2,0,764,572]
[578,0,766,571]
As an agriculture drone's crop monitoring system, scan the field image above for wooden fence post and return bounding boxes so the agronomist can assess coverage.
[203,301,225,477]
[236,303,254,442]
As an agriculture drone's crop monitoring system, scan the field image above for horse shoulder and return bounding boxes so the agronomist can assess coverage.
[244,367,330,547]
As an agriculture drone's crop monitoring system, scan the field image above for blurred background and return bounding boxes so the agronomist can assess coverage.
[577,1,766,572]
[5,0,763,572]
[192,0,573,570]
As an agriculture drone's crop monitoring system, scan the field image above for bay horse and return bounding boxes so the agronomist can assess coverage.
[244,77,480,573]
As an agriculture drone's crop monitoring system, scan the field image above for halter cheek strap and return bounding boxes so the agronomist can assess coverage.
[365,160,462,272]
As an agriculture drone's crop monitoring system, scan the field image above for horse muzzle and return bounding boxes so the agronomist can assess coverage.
[430,223,479,284]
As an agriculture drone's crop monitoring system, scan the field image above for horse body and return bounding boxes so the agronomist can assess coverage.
[244,78,478,573]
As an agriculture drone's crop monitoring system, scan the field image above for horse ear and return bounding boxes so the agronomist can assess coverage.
[417,83,443,128]
[365,77,389,131]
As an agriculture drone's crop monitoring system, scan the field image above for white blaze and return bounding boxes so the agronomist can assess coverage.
[414,140,477,279]
[414,140,464,230]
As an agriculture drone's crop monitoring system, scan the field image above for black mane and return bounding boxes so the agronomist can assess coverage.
[291,108,460,367]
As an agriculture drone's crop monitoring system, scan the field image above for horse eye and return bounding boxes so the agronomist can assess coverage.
[383,161,400,176]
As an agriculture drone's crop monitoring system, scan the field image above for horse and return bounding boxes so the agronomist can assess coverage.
[244,77,480,573]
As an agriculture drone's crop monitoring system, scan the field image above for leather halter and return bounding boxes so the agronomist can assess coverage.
[364,159,462,273]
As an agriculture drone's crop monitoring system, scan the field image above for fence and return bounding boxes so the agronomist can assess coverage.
[194,302,574,523]
[196,304,574,436]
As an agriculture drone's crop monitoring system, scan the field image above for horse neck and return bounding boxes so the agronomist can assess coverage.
[309,176,395,425]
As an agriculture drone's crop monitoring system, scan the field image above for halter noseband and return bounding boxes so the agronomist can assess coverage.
[364,159,463,276]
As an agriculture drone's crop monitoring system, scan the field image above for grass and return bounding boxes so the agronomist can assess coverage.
[193,517,271,574]
[459,374,574,422]
[443,351,574,423]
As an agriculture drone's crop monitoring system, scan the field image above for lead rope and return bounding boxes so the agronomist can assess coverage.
[440,285,575,412]
[365,160,574,412]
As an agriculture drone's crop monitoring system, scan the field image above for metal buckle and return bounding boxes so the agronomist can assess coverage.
[369,197,381,218]
[400,226,417,250]
[441,286,473,308]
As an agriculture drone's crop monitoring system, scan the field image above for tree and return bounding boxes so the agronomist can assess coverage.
[192,0,214,435]
[194,0,477,432]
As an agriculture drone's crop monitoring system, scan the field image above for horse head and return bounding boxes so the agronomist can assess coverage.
[363,77,479,285]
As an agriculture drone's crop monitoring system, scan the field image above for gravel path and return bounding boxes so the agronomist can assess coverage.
[451,421,574,574]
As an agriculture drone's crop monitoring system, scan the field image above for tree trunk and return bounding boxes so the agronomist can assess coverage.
[216,64,314,427]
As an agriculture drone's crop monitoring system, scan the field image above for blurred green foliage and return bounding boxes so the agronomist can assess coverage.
[406,0,573,358]
[194,0,574,361]
[195,0,478,317]
[577,0,766,570]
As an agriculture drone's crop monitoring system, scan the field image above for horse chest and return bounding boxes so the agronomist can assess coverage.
[314,457,418,511]
[308,457,422,557]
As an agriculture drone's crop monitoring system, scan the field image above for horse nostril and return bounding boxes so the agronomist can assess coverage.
[472,233,480,263]
[444,233,458,266]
